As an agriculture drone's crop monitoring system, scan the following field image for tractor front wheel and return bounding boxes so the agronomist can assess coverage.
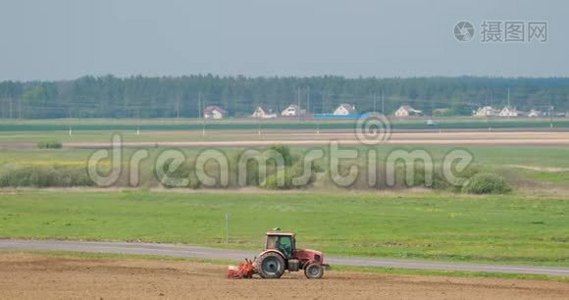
[304,263,324,279]
[257,252,286,279]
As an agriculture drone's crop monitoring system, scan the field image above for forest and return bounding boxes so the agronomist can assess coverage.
[0,75,568,119]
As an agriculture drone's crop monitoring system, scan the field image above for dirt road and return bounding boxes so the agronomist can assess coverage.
[1,253,568,299]
[2,239,569,277]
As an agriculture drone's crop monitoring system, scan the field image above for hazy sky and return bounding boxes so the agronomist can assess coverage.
[0,0,567,81]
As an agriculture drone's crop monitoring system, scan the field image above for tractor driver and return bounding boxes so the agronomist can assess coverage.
[277,236,292,258]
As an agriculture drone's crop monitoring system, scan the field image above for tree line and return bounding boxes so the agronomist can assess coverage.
[0,75,568,119]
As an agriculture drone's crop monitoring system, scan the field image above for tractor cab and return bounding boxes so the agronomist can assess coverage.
[265,232,295,258]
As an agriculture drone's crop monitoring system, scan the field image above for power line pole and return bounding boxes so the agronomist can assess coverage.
[202,94,207,137]
[507,88,511,119]
[307,86,310,116]
[257,111,261,136]
[373,92,377,112]
[256,100,261,137]
[198,91,202,120]
[136,107,140,135]
[381,90,385,114]
[549,95,554,129]
[489,90,494,131]
[68,107,73,136]
[176,96,180,119]
[297,87,301,121]
[225,212,230,244]
[8,98,12,119]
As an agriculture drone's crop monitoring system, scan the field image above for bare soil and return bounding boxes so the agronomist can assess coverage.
[68,131,569,147]
[3,131,569,149]
[0,253,568,299]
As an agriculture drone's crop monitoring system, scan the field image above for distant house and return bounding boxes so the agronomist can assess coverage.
[251,106,277,119]
[498,106,521,117]
[203,105,226,119]
[394,105,423,117]
[333,103,356,115]
[281,104,305,117]
[527,109,543,118]
[473,106,499,117]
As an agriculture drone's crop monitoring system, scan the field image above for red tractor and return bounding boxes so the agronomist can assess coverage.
[254,231,328,279]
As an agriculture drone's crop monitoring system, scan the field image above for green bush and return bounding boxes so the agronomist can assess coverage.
[461,173,512,194]
[231,145,296,187]
[260,162,317,190]
[269,144,293,167]
[260,170,293,190]
[187,172,202,189]
[37,140,63,149]
[156,160,192,188]
[0,165,93,187]
[389,164,445,189]
[433,165,482,192]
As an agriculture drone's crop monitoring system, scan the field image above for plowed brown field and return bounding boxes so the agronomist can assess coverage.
[1,254,568,299]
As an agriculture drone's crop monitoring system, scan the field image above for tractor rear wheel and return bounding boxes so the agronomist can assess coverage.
[257,252,285,279]
[304,263,324,279]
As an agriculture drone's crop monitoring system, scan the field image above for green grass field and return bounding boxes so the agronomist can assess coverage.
[1,144,568,167]
[0,117,567,139]
[0,116,567,147]
[1,190,568,267]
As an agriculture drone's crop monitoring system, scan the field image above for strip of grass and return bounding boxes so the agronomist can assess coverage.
[1,117,568,133]
[1,145,568,169]
[331,265,569,283]
[0,190,568,267]
[518,170,569,183]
